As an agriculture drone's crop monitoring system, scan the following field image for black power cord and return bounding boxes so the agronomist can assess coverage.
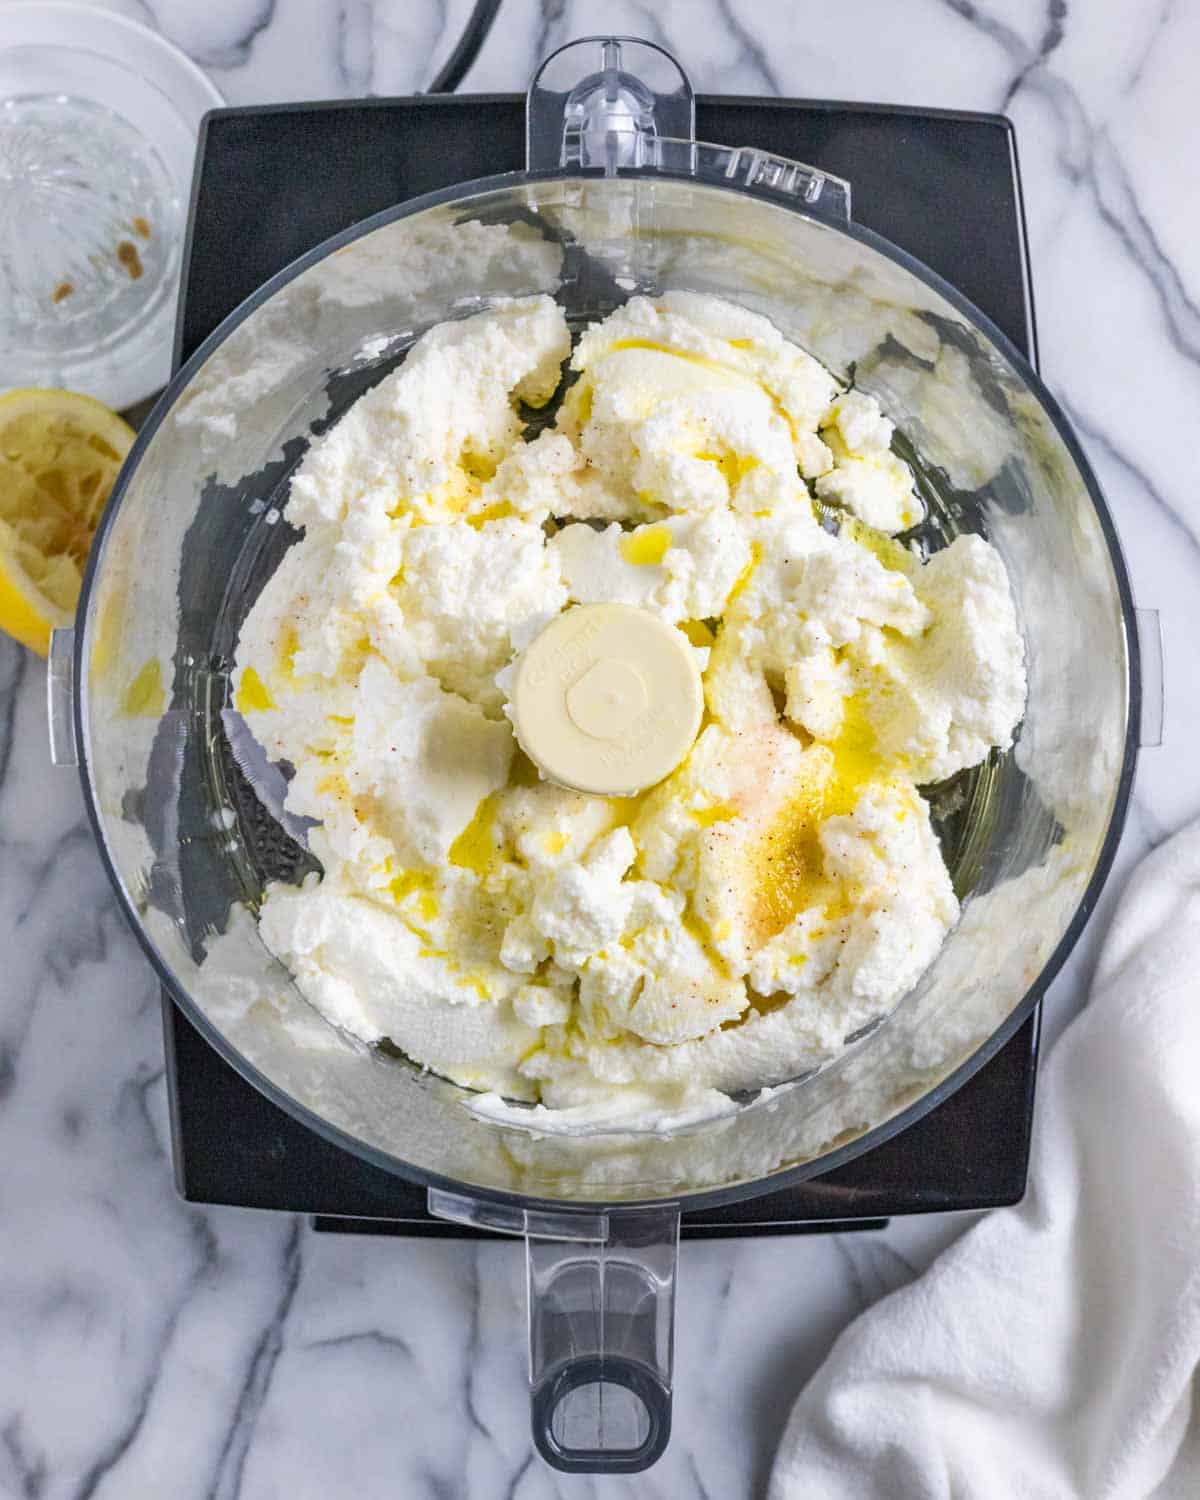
[427,0,504,92]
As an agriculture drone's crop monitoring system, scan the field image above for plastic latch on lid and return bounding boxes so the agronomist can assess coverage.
[47,626,78,767]
[527,36,695,174]
[526,35,851,221]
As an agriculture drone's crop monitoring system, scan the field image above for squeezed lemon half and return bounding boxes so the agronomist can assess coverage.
[0,388,134,655]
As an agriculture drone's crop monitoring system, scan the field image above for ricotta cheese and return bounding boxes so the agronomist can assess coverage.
[231,290,1027,1124]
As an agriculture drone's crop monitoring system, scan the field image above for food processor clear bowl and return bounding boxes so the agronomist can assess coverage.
[49,38,1149,1473]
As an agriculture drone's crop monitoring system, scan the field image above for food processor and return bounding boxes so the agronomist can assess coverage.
[48,37,1152,1472]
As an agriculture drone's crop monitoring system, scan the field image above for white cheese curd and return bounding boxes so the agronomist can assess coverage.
[392,515,567,713]
[814,450,922,535]
[342,660,513,866]
[287,294,570,529]
[231,290,1027,1124]
[550,511,751,624]
[482,431,629,525]
[814,388,925,535]
[572,290,839,477]
[257,875,539,1099]
[495,781,623,868]
[854,533,1028,783]
[526,826,641,963]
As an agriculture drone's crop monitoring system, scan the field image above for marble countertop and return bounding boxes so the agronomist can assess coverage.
[1,1,1196,1495]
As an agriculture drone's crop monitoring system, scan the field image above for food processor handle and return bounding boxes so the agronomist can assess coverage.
[429,1189,680,1474]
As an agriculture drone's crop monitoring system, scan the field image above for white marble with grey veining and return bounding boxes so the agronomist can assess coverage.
[0,0,1196,1494]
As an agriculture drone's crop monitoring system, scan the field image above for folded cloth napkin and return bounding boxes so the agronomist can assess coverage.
[771,821,1200,1500]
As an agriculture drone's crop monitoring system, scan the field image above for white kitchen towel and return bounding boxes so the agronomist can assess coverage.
[771,821,1200,1500]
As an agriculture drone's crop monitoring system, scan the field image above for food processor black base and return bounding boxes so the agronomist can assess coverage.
[164,91,1041,1238]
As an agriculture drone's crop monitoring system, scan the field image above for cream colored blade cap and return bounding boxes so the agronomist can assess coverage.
[511,603,703,796]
